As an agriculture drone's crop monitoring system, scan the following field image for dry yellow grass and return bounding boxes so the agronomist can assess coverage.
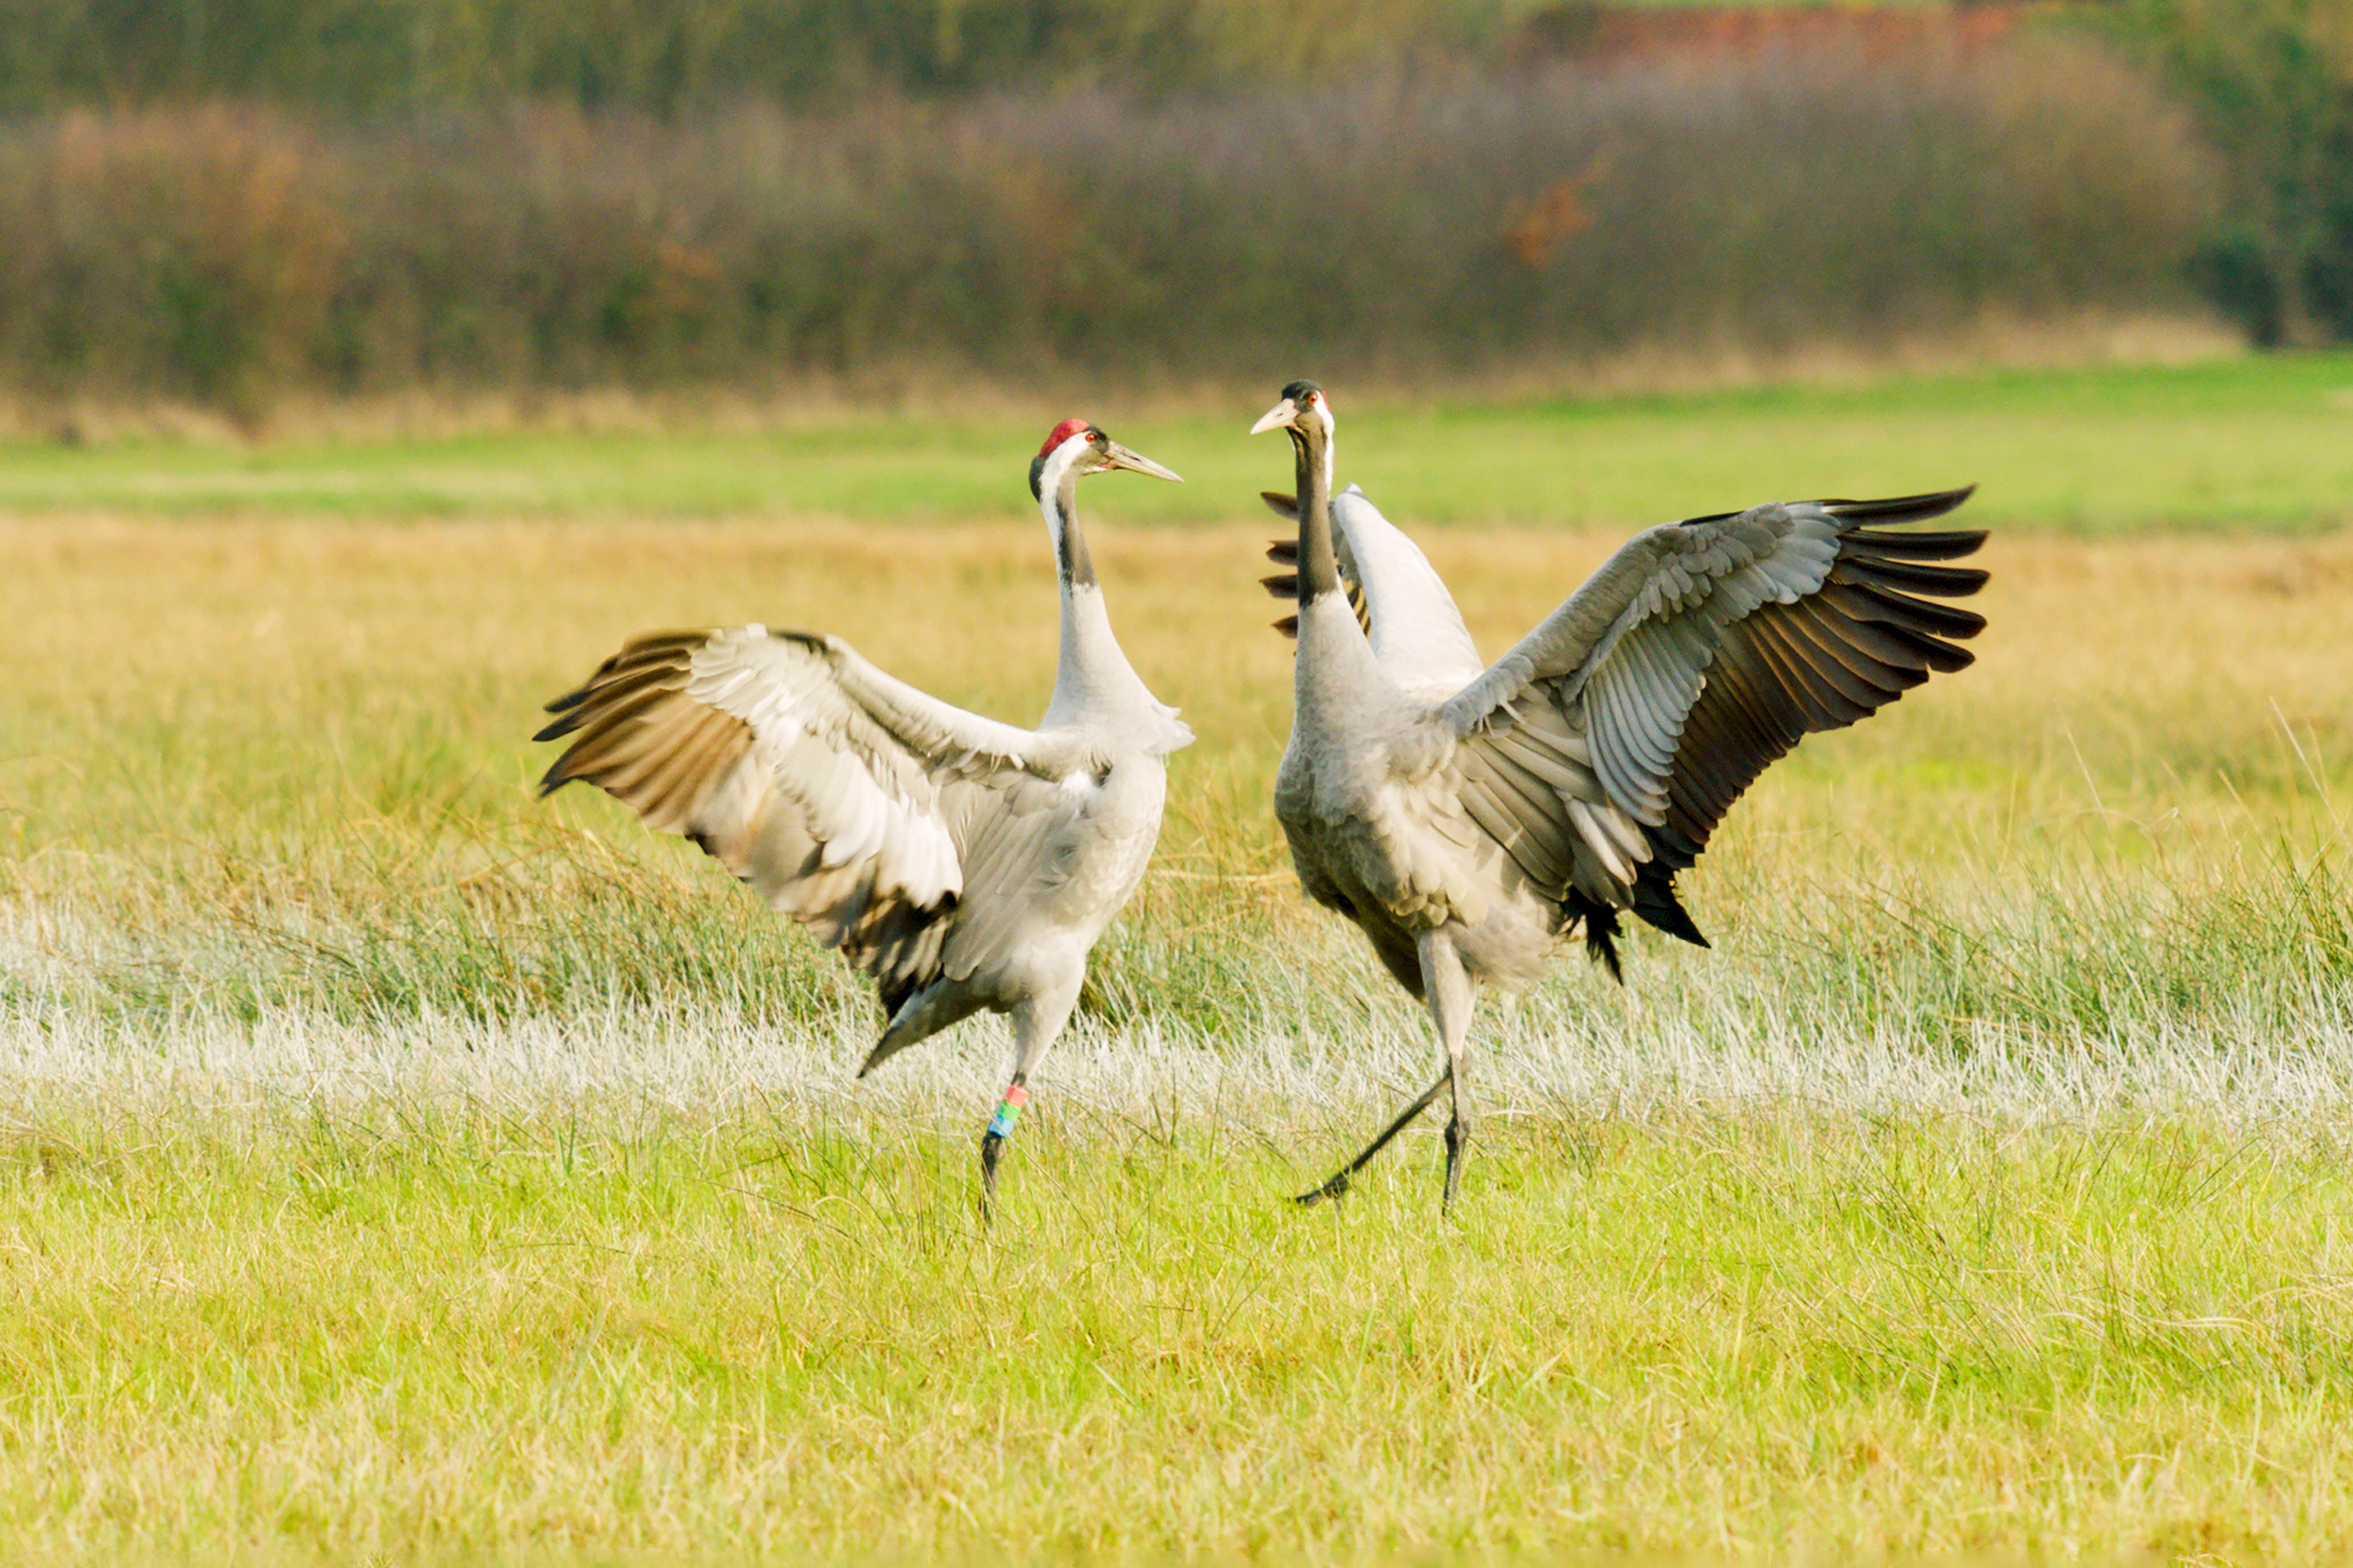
[4,511,2345,864]
[2,512,2351,1563]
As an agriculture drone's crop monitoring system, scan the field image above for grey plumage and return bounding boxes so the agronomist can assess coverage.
[1254,379,1986,1208]
[536,421,1191,1216]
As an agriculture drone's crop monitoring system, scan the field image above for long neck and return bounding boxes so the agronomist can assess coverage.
[1042,472,1147,726]
[1287,411,1384,712]
[1050,464,1096,590]
[1291,420,1340,603]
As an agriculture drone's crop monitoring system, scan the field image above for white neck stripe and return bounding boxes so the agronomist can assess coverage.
[1036,433,1094,536]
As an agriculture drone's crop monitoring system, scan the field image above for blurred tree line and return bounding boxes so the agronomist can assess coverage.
[2112,0,2353,345]
[0,43,2213,415]
[0,0,2345,410]
[0,0,1512,110]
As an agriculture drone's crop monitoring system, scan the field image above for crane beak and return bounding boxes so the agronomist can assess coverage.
[1249,397,1299,436]
[1103,442,1182,483]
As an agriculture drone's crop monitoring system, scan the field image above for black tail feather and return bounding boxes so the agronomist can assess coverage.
[1631,862,1709,949]
[1567,893,1625,984]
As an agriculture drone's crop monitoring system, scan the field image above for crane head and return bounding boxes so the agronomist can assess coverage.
[1029,420,1183,499]
[1250,380,1332,440]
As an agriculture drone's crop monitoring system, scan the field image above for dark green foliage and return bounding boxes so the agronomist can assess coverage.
[2105,0,2353,344]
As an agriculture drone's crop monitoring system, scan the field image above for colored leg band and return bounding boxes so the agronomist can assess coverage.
[985,1083,1030,1139]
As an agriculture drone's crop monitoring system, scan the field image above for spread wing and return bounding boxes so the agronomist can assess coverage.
[536,624,1093,1006]
[1262,485,1485,698]
[1440,488,1986,942]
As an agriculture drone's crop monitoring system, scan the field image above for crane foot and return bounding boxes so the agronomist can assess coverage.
[1293,1171,1353,1207]
[1441,1116,1472,1214]
[977,1128,1006,1228]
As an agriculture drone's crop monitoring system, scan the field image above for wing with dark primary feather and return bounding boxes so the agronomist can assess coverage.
[536,624,1093,1014]
[1440,488,1986,958]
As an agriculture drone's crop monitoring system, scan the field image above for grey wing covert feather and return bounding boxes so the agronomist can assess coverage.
[929,768,1092,988]
[536,623,1083,1014]
[1441,488,1987,943]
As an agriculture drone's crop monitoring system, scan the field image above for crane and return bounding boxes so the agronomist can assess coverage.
[535,419,1192,1219]
[1252,380,1986,1209]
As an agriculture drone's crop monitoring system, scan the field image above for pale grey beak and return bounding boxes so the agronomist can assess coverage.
[1249,398,1299,436]
[1105,442,1182,483]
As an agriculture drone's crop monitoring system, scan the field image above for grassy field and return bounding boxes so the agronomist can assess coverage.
[3,352,2350,534]
[3,358,2353,1561]
[14,1112,2353,1564]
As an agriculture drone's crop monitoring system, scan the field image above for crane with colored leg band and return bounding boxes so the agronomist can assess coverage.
[979,1078,1030,1224]
[537,420,1189,1225]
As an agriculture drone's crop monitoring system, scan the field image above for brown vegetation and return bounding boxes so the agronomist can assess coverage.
[0,0,1504,112]
[0,36,2217,413]
[1509,0,2038,66]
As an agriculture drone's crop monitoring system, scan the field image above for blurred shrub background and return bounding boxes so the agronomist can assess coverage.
[2105,0,2353,349]
[0,0,2340,412]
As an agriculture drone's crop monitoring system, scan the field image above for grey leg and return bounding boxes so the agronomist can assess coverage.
[978,1071,1028,1225]
[1296,930,1477,1209]
[978,986,1076,1227]
[1292,1066,1449,1206]
[1421,932,1477,1213]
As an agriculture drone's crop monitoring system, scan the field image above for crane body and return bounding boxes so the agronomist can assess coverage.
[1255,380,1987,1208]
[536,420,1189,1217]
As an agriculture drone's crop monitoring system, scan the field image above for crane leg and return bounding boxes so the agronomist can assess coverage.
[978,1071,1028,1226]
[1292,1068,1449,1206]
[978,987,1075,1228]
[1296,930,1476,1209]
[1421,933,1477,1214]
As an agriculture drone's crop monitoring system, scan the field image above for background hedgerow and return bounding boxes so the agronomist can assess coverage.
[0,37,2216,410]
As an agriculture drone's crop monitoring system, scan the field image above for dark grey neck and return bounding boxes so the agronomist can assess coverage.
[1290,422,1339,601]
[1053,469,1097,587]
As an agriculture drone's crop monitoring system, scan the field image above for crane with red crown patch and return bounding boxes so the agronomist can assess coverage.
[537,417,1190,1224]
